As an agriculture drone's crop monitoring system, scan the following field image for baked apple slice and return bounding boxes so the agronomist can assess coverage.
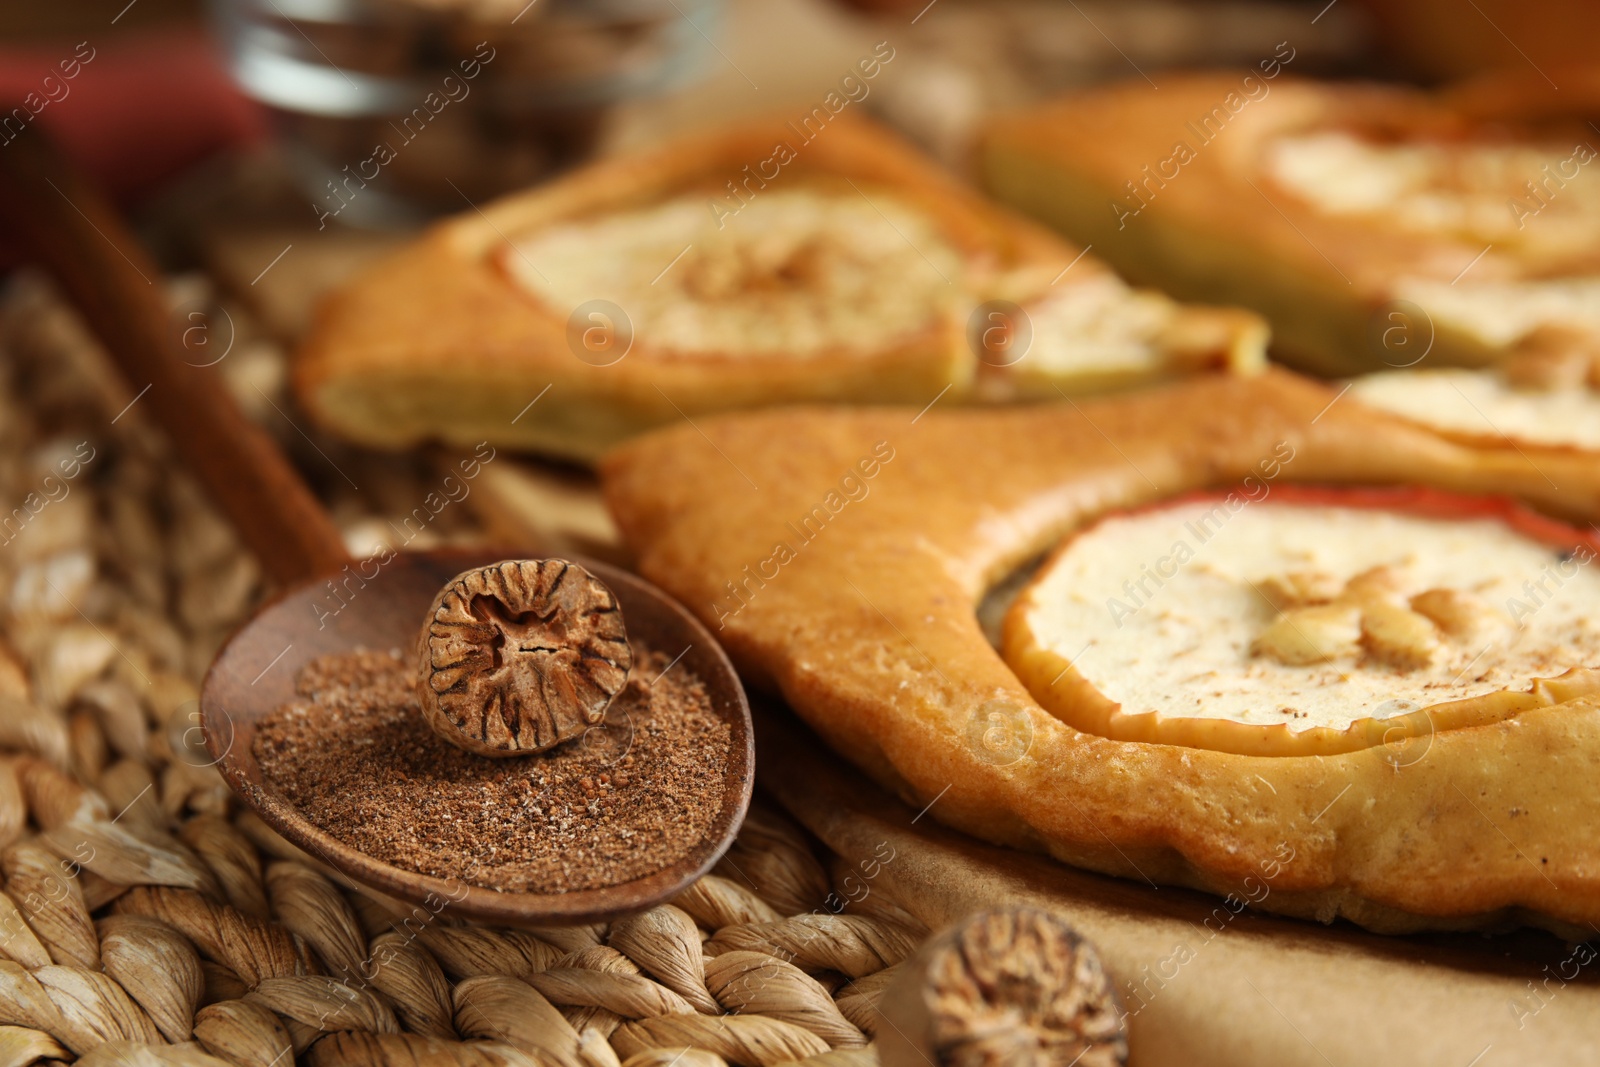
[1348,353,1600,454]
[1005,485,1600,757]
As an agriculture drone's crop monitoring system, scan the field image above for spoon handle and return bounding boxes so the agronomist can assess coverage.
[0,122,351,586]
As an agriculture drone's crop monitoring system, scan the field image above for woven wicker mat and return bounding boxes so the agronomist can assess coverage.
[0,275,921,1066]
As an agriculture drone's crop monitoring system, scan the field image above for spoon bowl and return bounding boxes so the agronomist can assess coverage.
[202,549,754,924]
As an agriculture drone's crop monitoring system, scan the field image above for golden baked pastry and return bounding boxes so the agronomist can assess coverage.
[600,368,1600,934]
[981,73,1600,378]
[295,115,1264,463]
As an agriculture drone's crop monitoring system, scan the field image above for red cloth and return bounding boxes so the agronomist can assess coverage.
[0,28,266,208]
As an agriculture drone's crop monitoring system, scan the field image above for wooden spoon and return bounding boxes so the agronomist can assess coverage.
[0,126,753,924]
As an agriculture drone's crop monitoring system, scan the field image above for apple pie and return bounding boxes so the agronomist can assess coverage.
[601,368,1600,934]
[295,115,1264,463]
[981,74,1600,379]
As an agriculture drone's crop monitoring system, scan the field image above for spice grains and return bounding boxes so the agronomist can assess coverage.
[253,640,731,893]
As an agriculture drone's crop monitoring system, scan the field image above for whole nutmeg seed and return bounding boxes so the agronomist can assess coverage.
[418,559,631,757]
[877,906,1127,1067]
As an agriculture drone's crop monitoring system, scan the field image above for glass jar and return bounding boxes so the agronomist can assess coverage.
[210,0,723,226]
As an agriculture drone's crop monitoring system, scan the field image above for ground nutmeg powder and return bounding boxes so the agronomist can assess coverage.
[253,639,731,893]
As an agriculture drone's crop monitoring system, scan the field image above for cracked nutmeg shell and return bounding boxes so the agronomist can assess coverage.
[877,907,1127,1067]
[418,559,632,757]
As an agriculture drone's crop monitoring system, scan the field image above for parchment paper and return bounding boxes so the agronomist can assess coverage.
[754,704,1600,1066]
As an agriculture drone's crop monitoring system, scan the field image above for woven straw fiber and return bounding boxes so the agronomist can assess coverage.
[0,276,924,1064]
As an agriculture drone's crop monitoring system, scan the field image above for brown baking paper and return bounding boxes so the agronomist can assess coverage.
[754,704,1600,1066]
